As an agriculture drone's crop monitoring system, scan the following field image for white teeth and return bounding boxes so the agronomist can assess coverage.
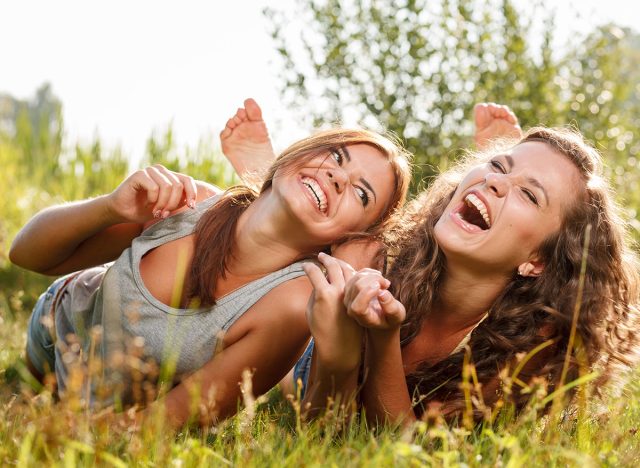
[302,177,327,213]
[465,193,491,228]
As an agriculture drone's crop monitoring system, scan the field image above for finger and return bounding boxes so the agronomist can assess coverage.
[317,252,346,288]
[154,167,186,217]
[335,257,356,284]
[345,272,388,310]
[302,262,330,291]
[145,166,174,217]
[177,174,197,208]
[343,270,375,305]
[129,170,160,207]
[345,282,381,315]
[377,290,406,326]
[347,283,383,323]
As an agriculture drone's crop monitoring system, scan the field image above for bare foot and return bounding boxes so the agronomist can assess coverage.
[220,98,276,179]
[474,103,523,150]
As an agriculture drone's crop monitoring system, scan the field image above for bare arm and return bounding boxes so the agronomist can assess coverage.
[362,330,416,425]
[298,253,364,418]
[9,165,210,275]
[344,269,416,425]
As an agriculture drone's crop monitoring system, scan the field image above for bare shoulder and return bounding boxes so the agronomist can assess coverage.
[222,275,312,348]
[195,180,223,201]
[256,275,312,323]
[271,275,312,313]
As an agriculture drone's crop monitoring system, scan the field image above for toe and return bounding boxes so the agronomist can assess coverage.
[244,98,263,120]
[220,127,232,139]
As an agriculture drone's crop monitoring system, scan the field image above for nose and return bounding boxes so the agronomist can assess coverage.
[484,172,510,197]
[327,167,348,193]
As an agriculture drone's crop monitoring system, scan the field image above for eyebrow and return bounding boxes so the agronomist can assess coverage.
[341,145,378,205]
[340,145,352,162]
[360,178,378,205]
[503,155,549,206]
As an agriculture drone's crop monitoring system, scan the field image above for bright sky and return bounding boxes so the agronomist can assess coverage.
[1,0,638,164]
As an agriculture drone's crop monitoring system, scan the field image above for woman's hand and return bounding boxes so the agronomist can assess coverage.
[344,269,406,330]
[106,165,198,224]
[303,252,363,373]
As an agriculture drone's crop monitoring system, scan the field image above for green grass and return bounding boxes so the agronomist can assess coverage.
[1,305,639,466]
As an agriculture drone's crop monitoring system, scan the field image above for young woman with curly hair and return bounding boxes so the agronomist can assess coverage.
[225,100,639,423]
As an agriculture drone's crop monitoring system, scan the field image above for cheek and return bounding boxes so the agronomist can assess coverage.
[511,216,559,253]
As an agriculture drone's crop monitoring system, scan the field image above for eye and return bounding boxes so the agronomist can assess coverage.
[522,188,539,206]
[490,160,506,173]
[355,186,369,207]
[331,149,343,166]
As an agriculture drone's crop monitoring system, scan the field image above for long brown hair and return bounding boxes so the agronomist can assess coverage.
[389,127,640,418]
[189,128,411,307]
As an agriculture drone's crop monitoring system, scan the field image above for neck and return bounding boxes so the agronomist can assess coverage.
[228,191,321,276]
[430,260,510,331]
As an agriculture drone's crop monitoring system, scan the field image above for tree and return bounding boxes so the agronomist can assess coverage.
[265,0,564,189]
[264,0,640,208]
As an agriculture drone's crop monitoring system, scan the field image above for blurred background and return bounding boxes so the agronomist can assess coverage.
[1,0,639,309]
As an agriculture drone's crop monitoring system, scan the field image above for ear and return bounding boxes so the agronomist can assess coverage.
[517,260,545,277]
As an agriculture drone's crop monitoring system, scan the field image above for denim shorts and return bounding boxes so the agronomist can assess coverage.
[292,339,315,399]
[25,276,69,376]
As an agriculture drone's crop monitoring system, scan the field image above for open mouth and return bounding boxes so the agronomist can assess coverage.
[302,177,328,213]
[457,193,491,230]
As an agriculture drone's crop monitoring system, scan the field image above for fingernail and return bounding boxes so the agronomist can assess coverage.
[162,210,170,218]
[378,290,390,301]
[318,252,326,258]
[153,210,161,218]
[188,199,196,209]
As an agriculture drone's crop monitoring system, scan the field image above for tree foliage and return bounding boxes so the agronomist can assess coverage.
[265,0,640,199]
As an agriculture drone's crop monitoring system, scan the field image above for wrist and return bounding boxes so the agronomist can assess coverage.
[367,327,401,354]
[98,194,129,225]
[314,340,362,375]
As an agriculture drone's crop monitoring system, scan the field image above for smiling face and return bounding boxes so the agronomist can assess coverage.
[272,143,396,244]
[434,141,584,276]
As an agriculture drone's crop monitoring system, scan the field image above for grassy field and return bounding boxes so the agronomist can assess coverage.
[1,123,640,466]
[1,303,639,466]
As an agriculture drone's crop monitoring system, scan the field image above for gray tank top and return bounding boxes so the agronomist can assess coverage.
[53,195,306,405]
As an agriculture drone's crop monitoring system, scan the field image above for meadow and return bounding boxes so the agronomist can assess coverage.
[1,92,640,466]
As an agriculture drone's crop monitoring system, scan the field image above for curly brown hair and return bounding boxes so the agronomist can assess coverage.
[387,127,640,419]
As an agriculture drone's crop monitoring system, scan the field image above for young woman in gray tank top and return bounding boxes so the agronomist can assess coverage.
[10,105,411,428]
